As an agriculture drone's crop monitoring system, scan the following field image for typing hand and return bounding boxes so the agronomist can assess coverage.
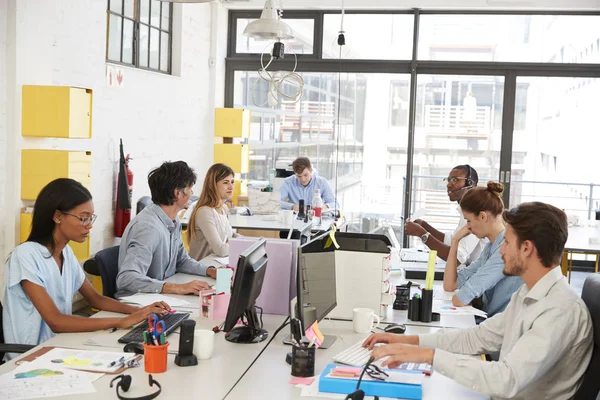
[177,280,211,295]
[372,343,434,368]
[404,221,427,237]
[119,302,169,328]
[362,333,405,350]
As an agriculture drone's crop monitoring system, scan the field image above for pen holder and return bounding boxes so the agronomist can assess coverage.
[419,289,433,323]
[291,344,315,377]
[408,296,420,321]
[144,342,169,373]
[393,285,410,310]
[200,290,231,320]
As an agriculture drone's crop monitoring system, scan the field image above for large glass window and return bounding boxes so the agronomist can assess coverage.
[418,15,600,63]
[106,0,172,73]
[233,71,411,241]
[510,76,600,220]
[322,14,414,59]
[411,74,504,237]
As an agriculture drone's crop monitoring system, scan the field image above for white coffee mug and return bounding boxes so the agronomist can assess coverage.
[279,210,295,225]
[193,329,215,360]
[352,308,381,334]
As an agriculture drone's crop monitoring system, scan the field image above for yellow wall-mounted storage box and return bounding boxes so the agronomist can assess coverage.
[22,85,93,138]
[214,108,251,138]
[20,212,90,262]
[21,150,92,200]
[214,144,249,174]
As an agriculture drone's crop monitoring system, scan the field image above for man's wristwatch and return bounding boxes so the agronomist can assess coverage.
[421,232,431,244]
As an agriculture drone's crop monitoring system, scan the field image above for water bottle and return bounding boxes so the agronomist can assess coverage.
[312,189,323,226]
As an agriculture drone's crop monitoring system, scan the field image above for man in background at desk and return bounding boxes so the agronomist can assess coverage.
[405,165,485,265]
[278,157,337,212]
[365,202,593,400]
[116,161,218,298]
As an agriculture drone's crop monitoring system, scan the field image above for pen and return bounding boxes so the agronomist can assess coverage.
[109,356,125,367]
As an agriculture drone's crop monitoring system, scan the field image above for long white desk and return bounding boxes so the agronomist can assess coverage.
[224,319,489,400]
[181,213,334,233]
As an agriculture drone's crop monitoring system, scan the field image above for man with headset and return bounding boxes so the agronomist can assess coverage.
[405,165,485,266]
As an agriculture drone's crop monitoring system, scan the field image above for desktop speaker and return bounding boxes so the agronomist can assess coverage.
[174,319,198,367]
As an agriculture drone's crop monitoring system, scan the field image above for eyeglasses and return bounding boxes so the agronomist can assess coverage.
[179,188,193,196]
[364,363,389,381]
[62,212,97,227]
[443,177,469,184]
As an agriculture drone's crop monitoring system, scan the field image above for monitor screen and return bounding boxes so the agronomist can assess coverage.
[223,238,269,344]
[296,231,337,332]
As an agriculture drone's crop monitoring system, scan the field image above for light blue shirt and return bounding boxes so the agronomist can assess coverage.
[2,242,85,358]
[117,203,208,297]
[456,231,523,317]
[278,173,337,210]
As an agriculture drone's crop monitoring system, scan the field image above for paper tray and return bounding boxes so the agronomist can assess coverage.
[318,364,422,399]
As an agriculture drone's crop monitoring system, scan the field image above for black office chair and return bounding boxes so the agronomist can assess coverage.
[575,273,600,400]
[136,196,152,215]
[0,302,36,364]
[83,246,120,299]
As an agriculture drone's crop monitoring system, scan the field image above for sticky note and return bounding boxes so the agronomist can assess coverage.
[304,321,324,348]
[216,268,233,294]
[289,376,315,385]
[311,321,325,342]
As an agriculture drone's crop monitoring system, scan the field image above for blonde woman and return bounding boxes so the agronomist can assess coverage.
[188,164,239,260]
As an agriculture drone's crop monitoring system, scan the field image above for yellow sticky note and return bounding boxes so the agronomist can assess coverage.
[426,250,437,290]
[311,321,325,343]
[324,226,340,249]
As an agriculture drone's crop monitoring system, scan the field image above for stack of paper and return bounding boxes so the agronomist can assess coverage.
[119,293,194,308]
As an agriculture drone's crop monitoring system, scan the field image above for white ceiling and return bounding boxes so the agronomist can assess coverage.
[222,0,600,11]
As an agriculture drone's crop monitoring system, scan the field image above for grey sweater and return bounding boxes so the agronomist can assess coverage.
[116,203,208,297]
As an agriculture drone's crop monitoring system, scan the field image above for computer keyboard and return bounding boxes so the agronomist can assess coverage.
[118,312,190,344]
[400,251,430,263]
[332,340,373,367]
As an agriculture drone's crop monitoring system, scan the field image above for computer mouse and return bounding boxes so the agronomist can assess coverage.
[383,324,406,334]
[123,342,145,355]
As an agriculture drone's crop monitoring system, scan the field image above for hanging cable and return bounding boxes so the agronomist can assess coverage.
[334,0,346,209]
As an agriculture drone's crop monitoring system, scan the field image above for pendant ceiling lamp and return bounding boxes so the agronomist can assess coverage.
[243,0,294,40]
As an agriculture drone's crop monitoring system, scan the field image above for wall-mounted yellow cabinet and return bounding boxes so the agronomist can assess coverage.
[21,150,92,200]
[214,144,249,173]
[20,212,90,261]
[22,85,93,138]
[214,108,251,138]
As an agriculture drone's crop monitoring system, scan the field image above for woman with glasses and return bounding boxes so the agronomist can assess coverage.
[443,181,523,317]
[2,178,169,359]
[187,163,239,261]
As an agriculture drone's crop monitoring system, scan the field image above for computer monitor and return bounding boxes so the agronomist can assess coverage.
[295,230,338,348]
[223,238,269,344]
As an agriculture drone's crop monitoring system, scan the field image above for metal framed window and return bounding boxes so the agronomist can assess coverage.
[106,0,173,74]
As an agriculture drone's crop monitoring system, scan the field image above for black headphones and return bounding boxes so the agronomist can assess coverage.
[465,164,475,188]
[345,357,380,400]
[110,374,162,400]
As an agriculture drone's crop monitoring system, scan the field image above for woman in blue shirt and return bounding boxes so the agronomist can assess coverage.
[2,178,169,357]
[443,181,523,317]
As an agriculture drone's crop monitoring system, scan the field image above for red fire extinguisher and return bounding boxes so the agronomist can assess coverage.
[115,139,133,237]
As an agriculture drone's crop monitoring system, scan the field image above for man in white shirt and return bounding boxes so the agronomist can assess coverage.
[405,165,485,265]
[364,202,593,400]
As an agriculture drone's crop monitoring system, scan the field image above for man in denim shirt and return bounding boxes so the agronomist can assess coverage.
[116,161,216,297]
[278,157,337,211]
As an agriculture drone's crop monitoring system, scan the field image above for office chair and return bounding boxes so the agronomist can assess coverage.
[136,196,152,215]
[0,302,36,364]
[84,246,121,299]
[575,273,600,400]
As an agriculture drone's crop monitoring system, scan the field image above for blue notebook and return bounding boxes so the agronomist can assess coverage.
[318,364,422,400]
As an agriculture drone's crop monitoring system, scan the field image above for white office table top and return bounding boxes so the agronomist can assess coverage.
[224,319,489,400]
[228,214,334,232]
[0,312,288,400]
[565,226,600,253]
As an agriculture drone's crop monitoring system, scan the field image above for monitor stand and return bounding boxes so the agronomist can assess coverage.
[225,308,268,344]
[282,333,337,349]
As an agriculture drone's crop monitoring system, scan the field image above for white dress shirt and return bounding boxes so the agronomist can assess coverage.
[444,205,487,266]
[419,266,593,400]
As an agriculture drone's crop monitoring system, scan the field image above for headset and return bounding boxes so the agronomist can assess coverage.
[345,357,380,400]
[110,374,162,400]
[465,164,475,188]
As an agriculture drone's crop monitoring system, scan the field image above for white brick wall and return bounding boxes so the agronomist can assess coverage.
[1,0,225,292]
